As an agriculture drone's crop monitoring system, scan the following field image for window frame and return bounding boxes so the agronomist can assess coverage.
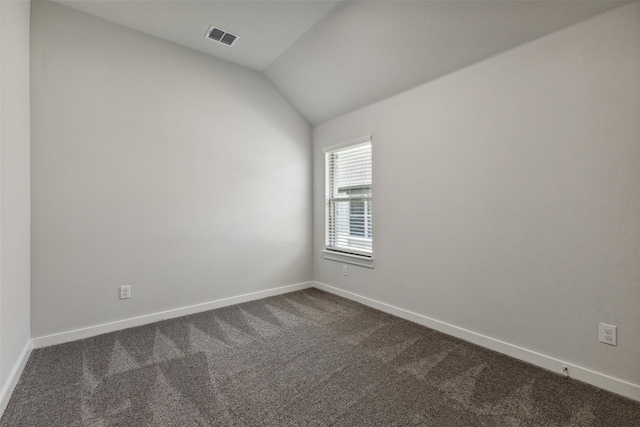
[324,136,373,259]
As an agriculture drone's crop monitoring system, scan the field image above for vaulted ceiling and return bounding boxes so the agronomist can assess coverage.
[53,0,629,125]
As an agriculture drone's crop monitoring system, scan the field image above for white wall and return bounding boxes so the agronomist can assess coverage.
[0,0,31,400]
[314,2,640,390]
[31,2,312,338]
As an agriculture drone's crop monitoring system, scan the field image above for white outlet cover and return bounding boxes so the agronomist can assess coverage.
[120,285,131,299]
[599,323,617,346]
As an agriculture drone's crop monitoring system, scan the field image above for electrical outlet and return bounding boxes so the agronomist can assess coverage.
[343,265,348,276]
[599,323,616,346]
[120,285,131,299]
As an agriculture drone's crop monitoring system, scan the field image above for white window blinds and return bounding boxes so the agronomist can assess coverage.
[325,139,372,256]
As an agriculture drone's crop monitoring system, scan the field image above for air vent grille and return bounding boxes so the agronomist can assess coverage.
[206,26,239,47]
[220,33,237,46]
[208,28,224,42]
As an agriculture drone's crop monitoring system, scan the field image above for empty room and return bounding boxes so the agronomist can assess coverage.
[1,0,639,425]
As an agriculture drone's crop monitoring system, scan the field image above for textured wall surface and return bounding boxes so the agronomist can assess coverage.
[0,0,31,394]
[31,2,312,337]
[313,2,640,387]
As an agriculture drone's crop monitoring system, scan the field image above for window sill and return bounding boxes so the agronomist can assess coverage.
[322,250,374,269]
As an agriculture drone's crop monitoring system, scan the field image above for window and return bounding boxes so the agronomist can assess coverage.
[325,138,372,257]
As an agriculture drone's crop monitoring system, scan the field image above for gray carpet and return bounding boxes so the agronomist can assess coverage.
[2,289,639,426]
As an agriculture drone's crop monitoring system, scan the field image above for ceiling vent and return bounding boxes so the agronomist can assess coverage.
[205,26,239,47]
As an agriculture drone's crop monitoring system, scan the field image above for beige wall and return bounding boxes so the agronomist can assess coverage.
[0,0,31,396]
[313,2,640,388]
[30,2,312,338]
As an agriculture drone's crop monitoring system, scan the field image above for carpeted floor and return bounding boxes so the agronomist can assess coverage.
[2,289,639,426]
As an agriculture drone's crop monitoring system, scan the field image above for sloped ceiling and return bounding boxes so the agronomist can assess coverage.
[53,0,340,71]
[53,0,629,125]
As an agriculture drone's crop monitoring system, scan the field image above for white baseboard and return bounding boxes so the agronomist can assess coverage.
[313,281,640,402]
[32,281,314,349]
[26,279,640,402]
[0,339,33,418]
